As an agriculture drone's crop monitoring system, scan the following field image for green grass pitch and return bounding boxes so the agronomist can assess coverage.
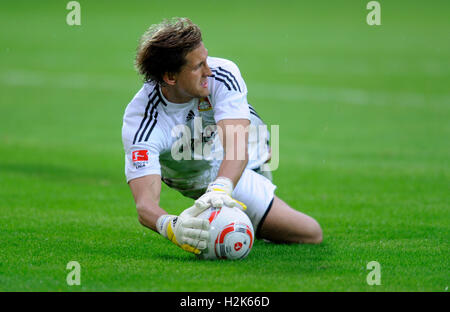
[0,0,448,291]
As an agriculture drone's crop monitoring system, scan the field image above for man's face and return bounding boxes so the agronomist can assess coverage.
[174,42,212,101]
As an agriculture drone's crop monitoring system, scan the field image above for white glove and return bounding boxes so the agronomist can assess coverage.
[194,177,247,212]
[156,209,210,255]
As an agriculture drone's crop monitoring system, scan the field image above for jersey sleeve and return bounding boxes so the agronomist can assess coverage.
[210,61,251,123]
[123,140,163,182]
[122,85,167,182]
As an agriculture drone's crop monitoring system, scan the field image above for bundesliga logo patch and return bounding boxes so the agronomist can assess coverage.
[132,149,149,169]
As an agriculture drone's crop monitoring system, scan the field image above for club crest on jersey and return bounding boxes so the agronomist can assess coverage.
[132,149,149,169]
[198,97,212,111]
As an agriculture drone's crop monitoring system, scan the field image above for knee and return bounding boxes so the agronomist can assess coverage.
[299,220,323,244]
[308,227,323,244]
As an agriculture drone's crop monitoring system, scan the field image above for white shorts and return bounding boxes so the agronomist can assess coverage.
[232,168,276,236]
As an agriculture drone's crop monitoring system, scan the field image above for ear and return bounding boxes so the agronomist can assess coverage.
[162,72,177,86]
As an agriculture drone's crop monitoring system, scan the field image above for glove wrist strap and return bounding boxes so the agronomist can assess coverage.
[207,176,234,195]
[156,214,174,238]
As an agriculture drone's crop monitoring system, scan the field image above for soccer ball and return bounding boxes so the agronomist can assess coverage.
[196,205,254,260]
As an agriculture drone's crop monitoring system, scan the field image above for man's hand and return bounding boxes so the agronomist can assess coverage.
[156,210,210,255]
[194,177,247,211]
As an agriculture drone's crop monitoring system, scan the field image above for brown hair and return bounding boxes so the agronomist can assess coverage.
[135,17,203,84]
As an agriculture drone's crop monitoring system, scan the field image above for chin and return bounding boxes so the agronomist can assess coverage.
[196,89,210,98]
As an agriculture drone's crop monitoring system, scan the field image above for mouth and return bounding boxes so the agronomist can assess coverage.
[201,80,208,88]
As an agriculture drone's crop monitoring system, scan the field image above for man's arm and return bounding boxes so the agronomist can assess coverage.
[193,118,250,211]
[216,118,250,186]
[129,174,166,232]
[128,174,210,254]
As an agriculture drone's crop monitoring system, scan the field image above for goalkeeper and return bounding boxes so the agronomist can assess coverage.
[122,18,322,255]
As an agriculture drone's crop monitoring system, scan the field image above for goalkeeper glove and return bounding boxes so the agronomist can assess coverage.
[156,209,210,255]
[194,177,247,211]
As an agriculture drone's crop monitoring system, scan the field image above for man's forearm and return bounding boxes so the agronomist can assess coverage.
[136,202,167,232]
[216,118,250,187]
[216,158,248,188]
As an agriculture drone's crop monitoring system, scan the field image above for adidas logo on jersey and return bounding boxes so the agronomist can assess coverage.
[185,110,195,122]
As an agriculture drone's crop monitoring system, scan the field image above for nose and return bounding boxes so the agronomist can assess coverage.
[204,63,213,77]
